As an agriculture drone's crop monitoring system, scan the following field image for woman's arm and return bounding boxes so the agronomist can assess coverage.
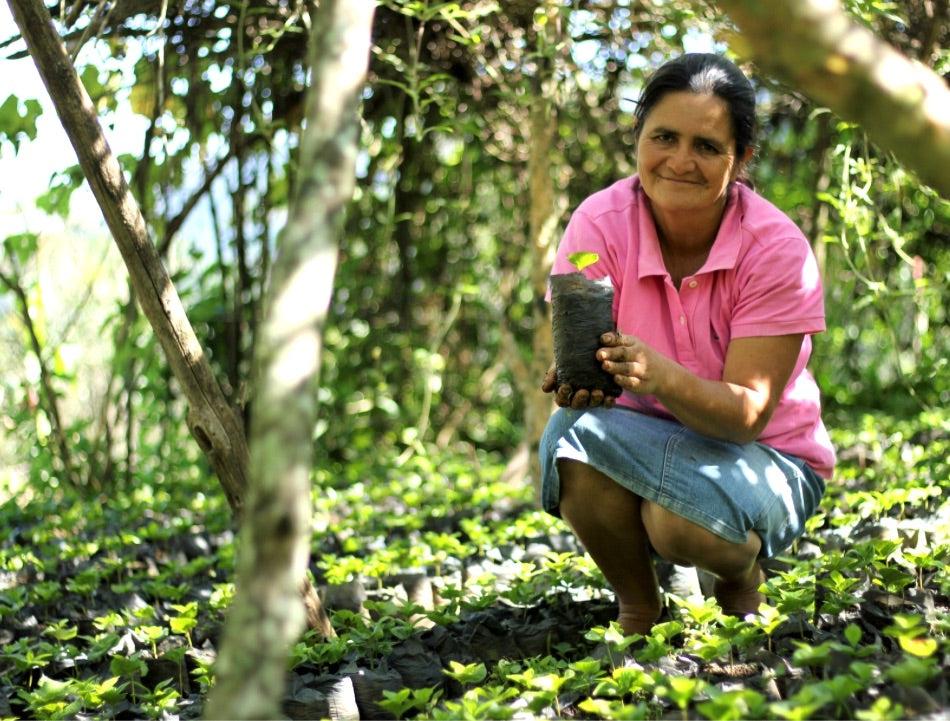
[598,332,803,444]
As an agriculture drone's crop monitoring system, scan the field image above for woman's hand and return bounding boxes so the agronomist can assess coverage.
[596,332,666,395]
[542,362,617,410]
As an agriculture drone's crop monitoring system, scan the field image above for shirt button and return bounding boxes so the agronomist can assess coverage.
[688,280,698,288]
[679,315,686,325]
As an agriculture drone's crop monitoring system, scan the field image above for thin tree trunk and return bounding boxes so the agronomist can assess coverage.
[8,0,250,514]
[807,112,833,275]
[525,0,560,497]
[6,0,332,633]
[710,0,950,197]
[0,267,78,488]
[203,1,374,718]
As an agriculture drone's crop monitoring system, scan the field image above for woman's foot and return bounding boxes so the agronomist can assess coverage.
[713,563,766,617]
[617,602,662,636]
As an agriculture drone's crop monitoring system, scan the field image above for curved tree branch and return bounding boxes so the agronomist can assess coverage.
[7,0,251,514]
[8,0,336,637]
[712,0,950,198]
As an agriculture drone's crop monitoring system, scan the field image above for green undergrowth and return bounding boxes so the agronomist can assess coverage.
[0,410,948,720]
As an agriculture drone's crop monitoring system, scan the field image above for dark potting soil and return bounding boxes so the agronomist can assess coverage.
[551,272,623,396]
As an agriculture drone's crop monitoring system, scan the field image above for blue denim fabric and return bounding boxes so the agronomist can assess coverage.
[540,406,826,558]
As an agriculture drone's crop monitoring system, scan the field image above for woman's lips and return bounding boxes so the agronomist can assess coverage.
[658,175,701,185]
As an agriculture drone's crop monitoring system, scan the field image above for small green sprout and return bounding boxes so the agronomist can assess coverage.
[136,625,167,657]
[657,675,708,720]
[168,602,198,646]
[140,678,181,719]
[378,687,442,719]
[568,251,600,272]
[697,687,768,720]
[43,619,78,642]
[16,675,82,720]
[444,660,488,686]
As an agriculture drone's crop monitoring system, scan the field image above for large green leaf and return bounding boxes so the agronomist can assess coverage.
[0,94,43,155]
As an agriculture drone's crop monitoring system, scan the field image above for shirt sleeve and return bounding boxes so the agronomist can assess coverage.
[730,231,826,339]
[551,209,620,282]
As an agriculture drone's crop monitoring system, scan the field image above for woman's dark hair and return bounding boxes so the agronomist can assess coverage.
[633,53,757,159]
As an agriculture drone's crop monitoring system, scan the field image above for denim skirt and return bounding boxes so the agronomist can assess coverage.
[540,406,826,558]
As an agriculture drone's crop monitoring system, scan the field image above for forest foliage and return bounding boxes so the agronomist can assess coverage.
[0,0,949,719]
[1,0,948,485]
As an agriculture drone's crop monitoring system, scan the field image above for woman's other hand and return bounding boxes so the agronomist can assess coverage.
[542,362,617,410]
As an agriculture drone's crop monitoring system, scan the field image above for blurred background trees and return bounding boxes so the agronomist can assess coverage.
[1,0,948,500]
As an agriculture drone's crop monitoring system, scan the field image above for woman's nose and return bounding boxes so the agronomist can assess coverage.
[666,144,694,174]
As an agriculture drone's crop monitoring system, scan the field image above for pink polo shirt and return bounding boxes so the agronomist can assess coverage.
[551,175,836,478]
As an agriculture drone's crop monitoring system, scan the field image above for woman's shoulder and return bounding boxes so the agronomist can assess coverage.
[575,175,640,219]
[736,184,810,249]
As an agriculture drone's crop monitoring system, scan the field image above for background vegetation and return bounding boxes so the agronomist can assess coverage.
[1,0,948,719]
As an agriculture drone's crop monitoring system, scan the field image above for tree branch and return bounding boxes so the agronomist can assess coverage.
[157,147,234,257]
[7,0,252,515]
[0,264,78,487]
[710,0,950,198]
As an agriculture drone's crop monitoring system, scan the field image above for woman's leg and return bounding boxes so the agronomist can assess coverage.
[558,459,662,635]
[640,501,764,615]
[542,408,822,621]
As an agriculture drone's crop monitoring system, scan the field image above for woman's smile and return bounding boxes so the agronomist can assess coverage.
[657,175,702,184]
[636,90,746,236]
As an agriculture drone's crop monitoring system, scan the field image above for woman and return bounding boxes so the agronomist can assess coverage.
[540,53,835,636]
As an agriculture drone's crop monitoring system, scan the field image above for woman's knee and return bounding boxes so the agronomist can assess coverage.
[559,460,598,508]
[641,500,760,574]
[640,502,696,565]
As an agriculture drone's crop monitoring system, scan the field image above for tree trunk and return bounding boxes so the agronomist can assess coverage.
[203,1,374,718]
[710,0,950,198]
[525,0,560,497]
[6,0,331,633]
[8,0,250,515]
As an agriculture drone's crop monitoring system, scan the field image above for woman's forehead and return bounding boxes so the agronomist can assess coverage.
[642,92,734,136]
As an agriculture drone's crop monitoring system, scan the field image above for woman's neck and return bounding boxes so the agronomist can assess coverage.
[652,197,727,254]
[652,200,728,288]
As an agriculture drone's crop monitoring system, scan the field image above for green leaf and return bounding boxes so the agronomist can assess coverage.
[169,616,197,635]
[791,640,835,666]
[35,165,86,217]
[885,656,939,685]
[844,623,862,647]
[0,94,43,154]
[43,622,78,642]
[3,231,39,267]
[109,655,148,678]
[567,251,600,272]
[898,635,938,658]
[660,676,706,710]
[444,660,487,685]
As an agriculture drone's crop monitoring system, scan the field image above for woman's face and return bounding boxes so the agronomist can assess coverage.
[636,90,747,225]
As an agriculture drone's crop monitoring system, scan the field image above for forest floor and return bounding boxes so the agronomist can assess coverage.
[1,409,948,720]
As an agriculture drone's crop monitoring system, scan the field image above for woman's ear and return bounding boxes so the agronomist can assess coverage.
[731,146,755,180]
